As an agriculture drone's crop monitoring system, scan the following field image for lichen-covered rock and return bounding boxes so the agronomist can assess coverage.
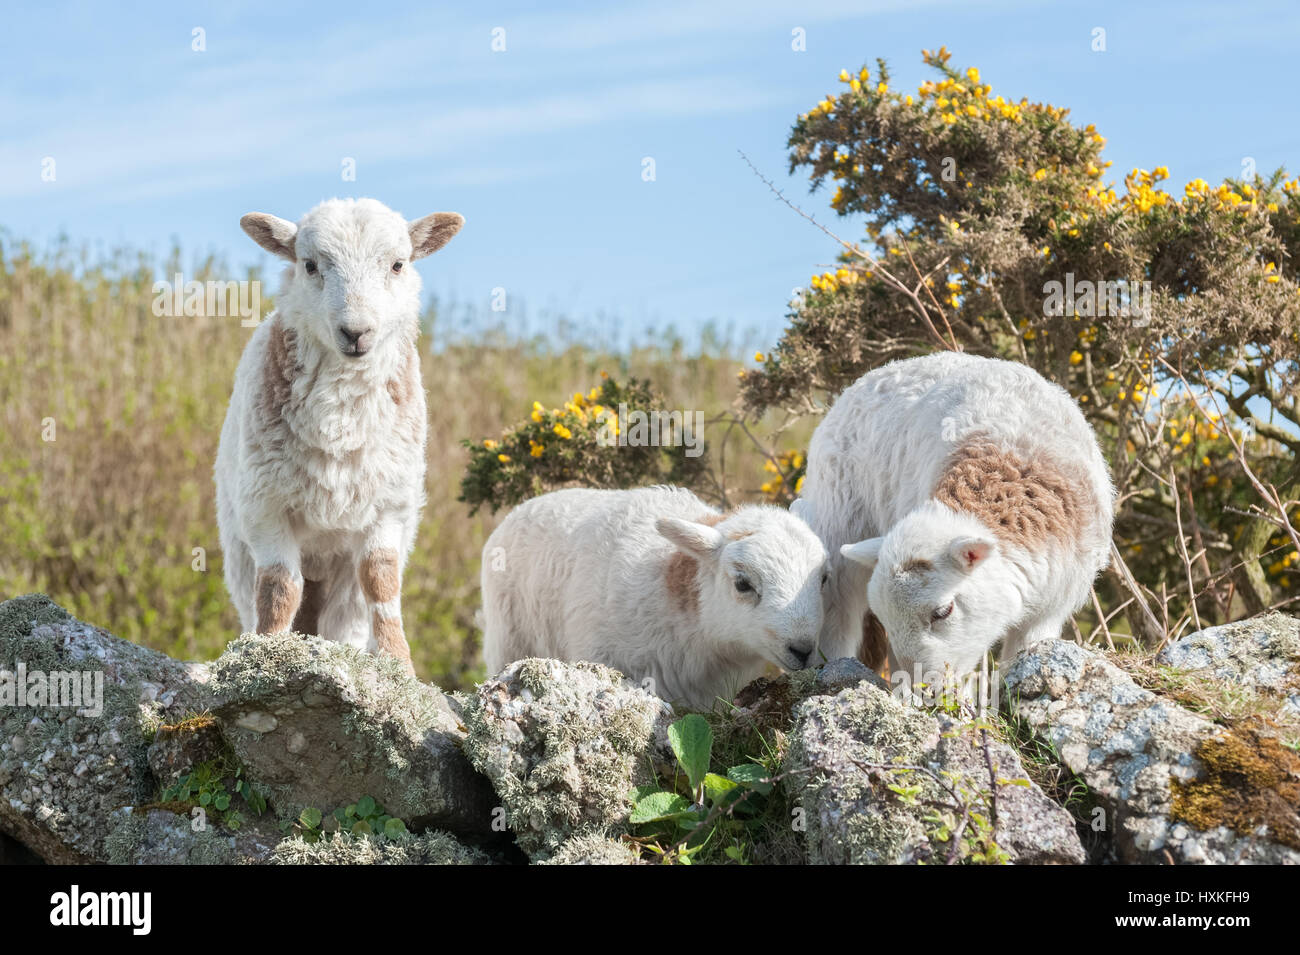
[464,657,673,860]
[0,595,209,863]
[729,658,887,734]
[1157,613,1300,714]
[101,806,491,865]
[816,657,891,696]
[269,829,492,865]
[787,681,1085,865]
[104,806,283,864]
[537,830,642,865]
[1004,638,1300,864]
[207,633,495,839]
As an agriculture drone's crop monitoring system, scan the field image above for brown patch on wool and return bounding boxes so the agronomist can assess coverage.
[859,610,889,671]
[372,611,414,674]
[665,552,700,615]
[359,549,401,604]
[386,339,425,442]
[291,578,324,636]
[386,339,418,406]
[254,565,300,633]
[932,440,1085,549]
[258,318,297,426]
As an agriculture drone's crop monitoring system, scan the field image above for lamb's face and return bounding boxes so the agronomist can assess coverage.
[657,508,828,672]
[240,199,463,359]
[841,506,1023,679]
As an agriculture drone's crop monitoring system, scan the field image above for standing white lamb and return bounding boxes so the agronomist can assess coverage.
[215,198,464,673]
[797,351,1113,678]
[480,485,829,710]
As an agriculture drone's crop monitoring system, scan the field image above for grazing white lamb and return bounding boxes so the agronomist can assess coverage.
[480,485,829,710]
[215,198,464,673]
[797,351,1113,679]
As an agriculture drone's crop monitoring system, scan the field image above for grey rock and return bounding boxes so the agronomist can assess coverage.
[268,829,493,865]
[1004,638,1300,864]
[816,657,891,695]
[104,807,283,864]
[0,594,209,863]
[537,830,642,865]
[207,632,497,839]
[787,680,1084,865]
[463,657,673,860]
[1157,613,1300,713]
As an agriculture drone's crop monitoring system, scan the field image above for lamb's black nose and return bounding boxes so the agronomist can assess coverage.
[338,326,373,356]
[788,645,812,668]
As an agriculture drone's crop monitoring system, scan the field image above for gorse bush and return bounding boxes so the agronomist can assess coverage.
[459,373,710,515]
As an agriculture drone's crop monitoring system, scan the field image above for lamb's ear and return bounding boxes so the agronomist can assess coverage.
[656,517,725,559]
[789,497,810,522]
[240,213,297,261]
[409,212,464,260]
[841,538,883,570]
[949,536,995,572]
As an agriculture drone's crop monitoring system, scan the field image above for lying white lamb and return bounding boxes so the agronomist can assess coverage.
[797,351,1114,678]
[215,198,463,672]
[480,485,829,710]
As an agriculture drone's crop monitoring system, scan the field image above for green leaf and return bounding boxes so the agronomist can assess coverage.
[299,807,322,829]
[199,791,212,807]
[213,793,231,812]
[703,773,738,803]
[383,818,407,839]
[356,796,376,818]
[726,763,773,794]
[628,791,692,824]
[351,820,373,836]
[629,783,661,803]
[668,714,712,790]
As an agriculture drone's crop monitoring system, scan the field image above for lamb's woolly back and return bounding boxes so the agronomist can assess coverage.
[480,486,829,710]
[800,352,1114,676]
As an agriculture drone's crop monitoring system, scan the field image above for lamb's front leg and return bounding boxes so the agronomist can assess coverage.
[359,523,414,675]
[247,517,303,634]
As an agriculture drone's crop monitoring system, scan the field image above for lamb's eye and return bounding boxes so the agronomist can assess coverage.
[932,601,955,621]
[734,577,753,594]
[304,260,318,275]
[391,261,403,274]
[821,572,829,588]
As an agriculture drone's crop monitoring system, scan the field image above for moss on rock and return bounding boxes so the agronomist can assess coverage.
[1171,718,1300,851]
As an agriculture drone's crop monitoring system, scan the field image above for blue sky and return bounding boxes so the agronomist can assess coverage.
[3,0,1298,351]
